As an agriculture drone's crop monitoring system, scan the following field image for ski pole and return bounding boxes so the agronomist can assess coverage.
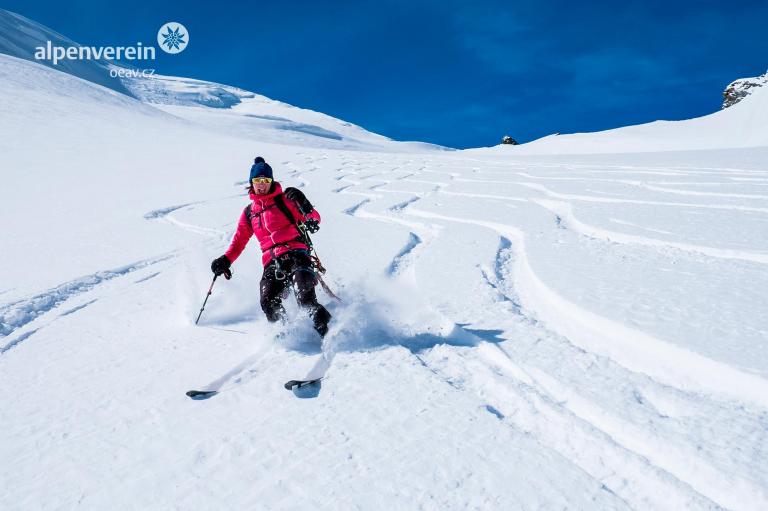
[318,275,342,302]
[195,275,218,325]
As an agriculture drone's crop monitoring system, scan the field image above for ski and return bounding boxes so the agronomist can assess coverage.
[284,377,322,391]
[186,389,218,399]
[284,348,335,391]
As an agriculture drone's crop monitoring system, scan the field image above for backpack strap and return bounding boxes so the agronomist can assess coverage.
[246,195,304,250]
[261,194,310,255]
[246,194,298,226]
[274,193,297,225]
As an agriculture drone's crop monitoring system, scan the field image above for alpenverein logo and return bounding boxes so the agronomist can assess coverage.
[157,22,189,54]
[34,21,190,67]
[34,41,155,66]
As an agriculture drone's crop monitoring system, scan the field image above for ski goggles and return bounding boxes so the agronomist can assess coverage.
[251,177,273,185]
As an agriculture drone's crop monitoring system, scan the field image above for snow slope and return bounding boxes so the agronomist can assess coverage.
[121,72,450,151]
[475,76,768,155]
[2,36,768,511]
[0,7,449,152]
[0,8,131,96]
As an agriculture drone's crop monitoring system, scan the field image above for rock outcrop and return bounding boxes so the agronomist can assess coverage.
[723,71,768,109]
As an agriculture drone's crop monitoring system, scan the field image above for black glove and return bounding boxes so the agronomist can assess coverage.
[284,187,314,214]
[211,255,232,279]
[303,219,320,233]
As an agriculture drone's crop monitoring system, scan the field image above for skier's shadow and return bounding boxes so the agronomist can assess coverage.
[284,323,505,400]
[288,323,505,401]
[283,323,503,362]
[350,323,506,355]
[284,337,323,356]
[291,381,322,399]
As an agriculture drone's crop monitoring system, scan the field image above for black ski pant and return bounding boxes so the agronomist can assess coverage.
[260,250,331,337]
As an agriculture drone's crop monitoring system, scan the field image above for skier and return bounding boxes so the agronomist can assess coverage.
[210,157,332,338]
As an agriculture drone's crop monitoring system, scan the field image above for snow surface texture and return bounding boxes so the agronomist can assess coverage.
[2,26,768,511]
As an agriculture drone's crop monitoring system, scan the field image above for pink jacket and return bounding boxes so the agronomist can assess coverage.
[224,182,321,267]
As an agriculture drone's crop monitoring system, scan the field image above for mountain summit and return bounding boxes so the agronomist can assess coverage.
[723,71,768,109]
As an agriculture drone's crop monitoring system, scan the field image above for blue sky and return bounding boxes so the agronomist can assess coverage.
[6,0,768,148]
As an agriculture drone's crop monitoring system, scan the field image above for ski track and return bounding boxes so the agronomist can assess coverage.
[342,198,371,216]
[608,218,675,235]
[518,181,768,214]
[475,239,768,510]
[59,299,98,317]
[145,199,236,239]
[462,293,767,511]
[426,347,723,510]
[533,198,768,265]
[637,182,768,200]
[9,152,766,509]
[143,203,196,219]
[388,196,423,212]
[0,255,173,348]
[134,271,161,284]
[159,211,227,238]
[404,206,768,409]
[386,232,423,277]
[328,154,768,509]
[0,328,39,354]
[515,171,768,190]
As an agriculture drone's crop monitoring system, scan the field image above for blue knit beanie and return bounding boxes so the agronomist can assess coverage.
[249,158,273,181]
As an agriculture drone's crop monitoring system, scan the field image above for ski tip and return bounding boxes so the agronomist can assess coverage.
[284,378,322,391]
[186,390,218,400]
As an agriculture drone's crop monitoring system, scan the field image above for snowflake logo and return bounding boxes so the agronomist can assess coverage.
[161,27,184,50]
[157,22,189,54]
